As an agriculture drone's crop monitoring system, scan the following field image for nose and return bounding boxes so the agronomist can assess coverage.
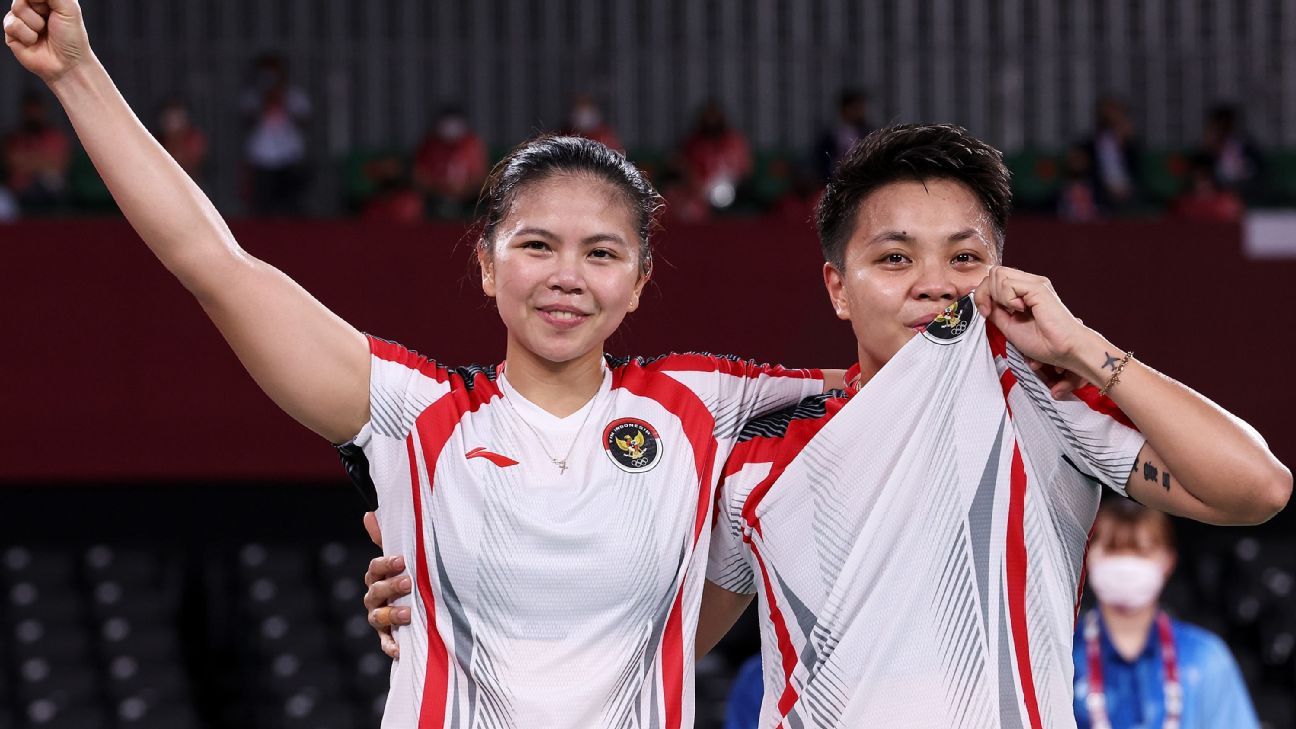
[547,249,586,294]
[910,261,957,301]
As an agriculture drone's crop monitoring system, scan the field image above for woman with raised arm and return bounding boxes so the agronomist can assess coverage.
[4,2,841,727]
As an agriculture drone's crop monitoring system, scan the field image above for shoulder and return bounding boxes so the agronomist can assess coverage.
[737,391,848,444]
[369,336,500,392]
[607,351,814,379]
[1173,619,1239,672]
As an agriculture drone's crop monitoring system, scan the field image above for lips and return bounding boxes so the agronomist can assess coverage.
[907,315,938,332]
[536,305,591,329]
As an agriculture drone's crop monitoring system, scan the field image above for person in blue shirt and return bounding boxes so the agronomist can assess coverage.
[722,654,764,729]
[1074,497,1260,729]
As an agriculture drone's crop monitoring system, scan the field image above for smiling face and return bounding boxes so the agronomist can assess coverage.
[481,174,647,370]
[823,178,999,384]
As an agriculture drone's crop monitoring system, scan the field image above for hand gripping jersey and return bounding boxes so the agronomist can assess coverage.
[708,297,1145,729]
[339,336,822,729]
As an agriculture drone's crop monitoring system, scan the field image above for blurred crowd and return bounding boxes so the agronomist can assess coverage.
[0,57,1285,224]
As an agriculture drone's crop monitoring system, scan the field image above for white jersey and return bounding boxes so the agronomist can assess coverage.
[339,336,822,729]
[708,297,1145,729]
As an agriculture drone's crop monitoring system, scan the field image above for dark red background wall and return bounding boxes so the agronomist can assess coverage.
[2,218,1291,483]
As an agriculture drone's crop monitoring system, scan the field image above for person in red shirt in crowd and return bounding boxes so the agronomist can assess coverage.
[676,99,752,212]
[3,89,71,210]
[563,94,623,153]
[1171,157,1243,223]
[156,97,207,182]
[361,154,423,224]
[413,106,488,218]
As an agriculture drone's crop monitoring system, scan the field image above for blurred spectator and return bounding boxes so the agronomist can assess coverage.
[1073,498,1259,729]
[0,185,17,222]
[3,90,71,212]
[361,155,423,224]
[239,53,311,215]
[722,654,763,729]
[676,100,752,212]
[1171,156,1244,223]
[1199,104,1264,202]
[563,94,623,152]
[1080,97,1141,213]
[413,106,488,218]
[657,162,712,224]
[771,162,824,224]
[813,88,871,182]
[156,97,208,182]
[1056,144,1102,222]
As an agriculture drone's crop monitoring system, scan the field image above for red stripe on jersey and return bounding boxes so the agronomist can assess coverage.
[407,368,503,728]
[407,435,450,729]
[986,321,1009,358]
[750,541,800,720]
[644,352,821,382]
[1005,442,1044,729]
[1071,384,1139,431]
[738,400,846,540]
[368,335,451,383]
[612,364,719,729]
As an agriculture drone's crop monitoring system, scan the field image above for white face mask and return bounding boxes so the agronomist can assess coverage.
[1087,555,1166,610]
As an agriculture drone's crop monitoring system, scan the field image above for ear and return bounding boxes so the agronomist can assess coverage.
[479,245,496,297]
[823,261,850,321]
[627,270,650,313]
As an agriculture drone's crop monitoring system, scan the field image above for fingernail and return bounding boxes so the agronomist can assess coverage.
[398,607,411,620]
[391,556,403,568]
[398,577,412,591]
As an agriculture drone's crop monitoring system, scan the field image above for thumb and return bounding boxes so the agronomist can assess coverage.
[363,511,383,548]
[42,0,80,16]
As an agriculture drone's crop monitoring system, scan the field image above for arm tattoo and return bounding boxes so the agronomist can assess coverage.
[1135,459,1173,491]
[1101,352,1121,371]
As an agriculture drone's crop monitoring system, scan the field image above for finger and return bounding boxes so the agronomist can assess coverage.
[380,631,400,659]
[366,575,414,608]
[369,606,396,629]
[364,554,403,587]
[11,2,44,32]
[367,604,412,630]
[363,511,383,548]
[972,272,992,316]
[3,12,38,44]
[994,269,1029,313]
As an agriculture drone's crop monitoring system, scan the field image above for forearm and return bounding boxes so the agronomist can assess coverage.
[1069,331,1291,522]
[48,57,247,298]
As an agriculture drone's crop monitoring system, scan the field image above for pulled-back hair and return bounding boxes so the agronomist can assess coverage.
[477,135,662,276]
[814,124,1012,269]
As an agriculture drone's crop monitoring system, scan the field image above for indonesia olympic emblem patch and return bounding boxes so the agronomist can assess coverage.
[603,418,662,473]
[922,295,975,345]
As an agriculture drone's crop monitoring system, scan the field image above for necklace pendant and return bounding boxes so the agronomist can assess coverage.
[554,459,568,474]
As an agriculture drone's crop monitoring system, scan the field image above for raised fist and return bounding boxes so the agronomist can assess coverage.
[4,0,91,83]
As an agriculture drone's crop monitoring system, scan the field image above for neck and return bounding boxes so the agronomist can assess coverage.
[1099,602,1158,660]
[503,340,605,417]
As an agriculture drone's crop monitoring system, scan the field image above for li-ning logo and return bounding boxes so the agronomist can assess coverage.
[603,418,662,473]
[922,295,975,345]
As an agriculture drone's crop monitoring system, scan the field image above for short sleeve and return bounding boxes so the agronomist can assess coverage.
[364,336,454,441]
[649,353,823,439]
[1192,631,1261,729]
[707,473,758,595]
[1000,343,1145,495]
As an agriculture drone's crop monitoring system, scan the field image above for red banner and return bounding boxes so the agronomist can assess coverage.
[2,217,1290,482]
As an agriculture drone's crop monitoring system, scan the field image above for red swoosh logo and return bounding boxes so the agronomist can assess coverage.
[465,447,519,468]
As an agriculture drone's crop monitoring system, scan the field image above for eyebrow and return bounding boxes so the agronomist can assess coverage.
[868,228,988,246]
[512,227,629,247]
